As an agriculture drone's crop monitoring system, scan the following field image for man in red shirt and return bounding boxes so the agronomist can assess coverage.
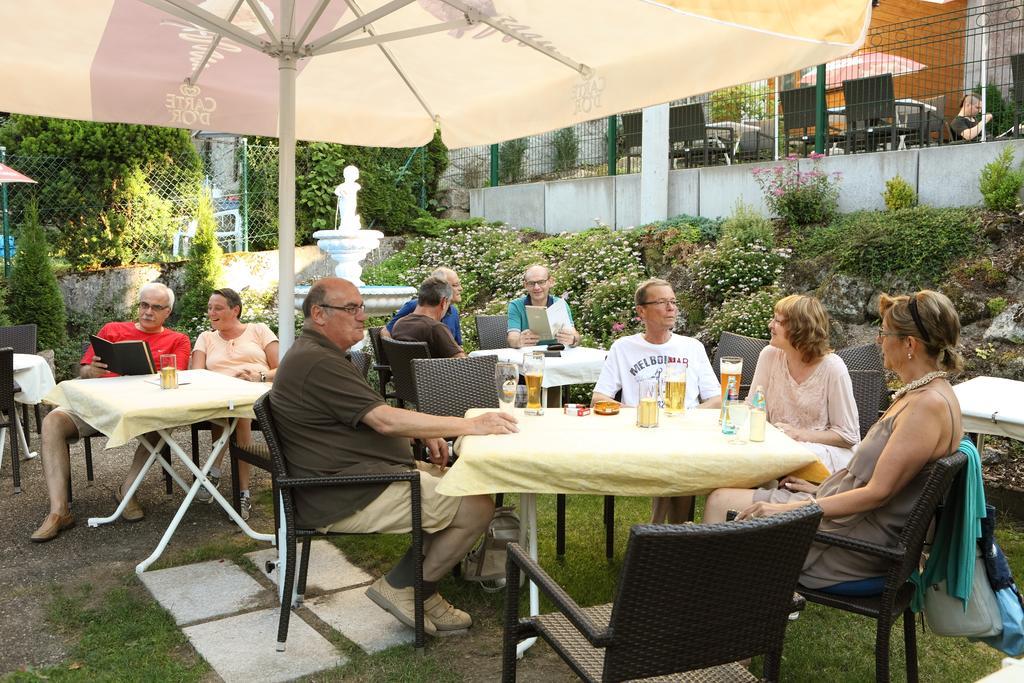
[31,282,191,542]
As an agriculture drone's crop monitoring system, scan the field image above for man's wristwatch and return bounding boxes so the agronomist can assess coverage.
[259,370,267,382]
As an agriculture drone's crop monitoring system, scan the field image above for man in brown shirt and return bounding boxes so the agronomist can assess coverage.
[271,277,516,636]
[391,276,465,359]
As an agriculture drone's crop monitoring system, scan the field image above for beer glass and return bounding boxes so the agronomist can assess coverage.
[495,361,519,414]
[523,351,545,415]
[636,377,659,428]
[719,356,743,401]
[159,354,178,390]
[662,360,687,416]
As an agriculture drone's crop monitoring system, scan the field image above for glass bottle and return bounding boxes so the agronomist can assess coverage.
[749,385,767,442]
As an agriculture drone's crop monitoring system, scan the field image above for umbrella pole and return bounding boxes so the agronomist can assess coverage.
[278,52,297,353]
[1,146,9,277]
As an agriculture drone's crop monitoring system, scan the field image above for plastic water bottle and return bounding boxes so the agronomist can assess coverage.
[749,385,767,442]
[721,377,738,435]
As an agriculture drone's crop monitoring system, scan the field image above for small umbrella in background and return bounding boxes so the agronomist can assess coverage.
[801,52,927,88]
[0,162,36,275]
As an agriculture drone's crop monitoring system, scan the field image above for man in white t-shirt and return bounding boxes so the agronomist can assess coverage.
[592,278,722,523]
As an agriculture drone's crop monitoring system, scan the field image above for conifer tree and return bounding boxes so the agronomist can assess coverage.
[177,191,224,328]
[8,201,66,350]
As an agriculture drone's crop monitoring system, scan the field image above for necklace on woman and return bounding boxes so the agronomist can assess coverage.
[892,370,948,402]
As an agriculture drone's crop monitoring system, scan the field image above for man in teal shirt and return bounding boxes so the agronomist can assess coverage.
[506,264,580,348]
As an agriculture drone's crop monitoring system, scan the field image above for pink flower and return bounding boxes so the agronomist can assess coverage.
[611,322,625,332]
[809,152,825,160]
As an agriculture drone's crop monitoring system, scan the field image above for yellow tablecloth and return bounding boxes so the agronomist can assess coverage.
[43,369,269,448]
[439,408,826,497]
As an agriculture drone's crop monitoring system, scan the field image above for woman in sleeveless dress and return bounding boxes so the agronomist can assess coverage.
[704,290,963,596]
[748,294,860,475]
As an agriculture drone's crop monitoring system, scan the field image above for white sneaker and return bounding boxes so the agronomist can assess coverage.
[196,474,220,503]
[239,494,252,521]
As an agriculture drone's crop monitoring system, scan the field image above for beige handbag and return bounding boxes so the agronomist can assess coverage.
[462,506,520,592]
[924,548,1002,638]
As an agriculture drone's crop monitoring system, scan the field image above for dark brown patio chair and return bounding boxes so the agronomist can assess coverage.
[780,86,818,155]
[348,349,371,379]
[254,393,426,653]
[0,323,42,435]
[380,337,430,409]
[798,450,966,683]
[842,73,915,154]
[837,343,885,438]
[669,103,733,168]
[503,505,823,682]
[0,347,22,492]
[1012,53,1024,137]
[475,314,509,351]
[619,111,642,173]
[367,326,397,402]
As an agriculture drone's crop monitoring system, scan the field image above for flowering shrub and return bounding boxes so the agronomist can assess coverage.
[551,227,646,311]
[578,273,643,345]
[700,288,779,342]
[691,241,790,306]
[718,203,775,248]
[752,154,840,226]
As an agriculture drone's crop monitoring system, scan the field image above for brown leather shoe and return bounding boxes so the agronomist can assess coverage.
[115,485,145,522]
[31,512,74,542]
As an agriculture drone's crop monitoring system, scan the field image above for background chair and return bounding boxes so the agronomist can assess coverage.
[0,347,22,492]
[842,73,913,153]
[503,505,824,682]
[380,338,430,409]
[412,356,498,420]
[713,331,769,399]
[837,342,885,439]
[474,314,509,351]
[904,94,948,147]
[798,450,966,683]
[618,112,642,173]
[367,326,396,402]
[254,393,426,652]
[669,103,733,168]
[348,349,371,379]
[0,323,42,436]
[780,86,820,155]
[1012,53,1024,136]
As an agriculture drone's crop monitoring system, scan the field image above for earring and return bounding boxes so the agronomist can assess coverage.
[907,353,913,360]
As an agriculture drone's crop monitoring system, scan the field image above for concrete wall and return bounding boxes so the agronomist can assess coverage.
[471,138,1024,230]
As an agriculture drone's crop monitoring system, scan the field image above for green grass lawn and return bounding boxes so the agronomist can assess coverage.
[7,493,1017,682]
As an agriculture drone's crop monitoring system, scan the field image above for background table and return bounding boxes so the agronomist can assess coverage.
[45,369,272,572]
[468,346,607,388]
[7,353,56,458]
[953,376,1024,443]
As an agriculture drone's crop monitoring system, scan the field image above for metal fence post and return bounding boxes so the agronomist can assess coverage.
[814,64,826,154]
[490,143,499,187]
[241,137,249,252]
[607,115,617,176]
[1,146,10,276]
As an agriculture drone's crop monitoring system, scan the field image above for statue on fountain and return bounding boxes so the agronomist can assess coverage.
[334,165,362,234]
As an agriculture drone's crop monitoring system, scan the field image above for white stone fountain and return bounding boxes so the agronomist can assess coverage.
[294,164,416,317]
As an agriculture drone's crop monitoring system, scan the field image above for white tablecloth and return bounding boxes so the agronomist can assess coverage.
[953,376,1024,442]
[468,346,607,388]
[13,353,56,405]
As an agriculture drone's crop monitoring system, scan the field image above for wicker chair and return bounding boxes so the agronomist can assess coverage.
[254,393,426,652]
[380,337,430,409]
[413,355,498,418]
[0,323,41,436]
[837,343,885,439]
[503,506,824,682]
[475,314,509,350]
[349,349,371,379]
[798,450,967,683]
[367,326,396,401]
[713,331,769,399]
[0,347,22,492]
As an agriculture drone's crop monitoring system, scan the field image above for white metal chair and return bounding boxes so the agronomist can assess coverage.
[172,208,243,256]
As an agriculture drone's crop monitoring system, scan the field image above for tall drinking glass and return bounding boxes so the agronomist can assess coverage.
[495,361,519,414]
[523,352,545,416]
[719,356,743,400]
[727,402,750,444]
[663,360,688,416]
[159,354,178,390]
[636,377,660,428]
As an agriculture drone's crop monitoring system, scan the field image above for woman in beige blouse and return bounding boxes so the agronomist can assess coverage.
[747,294,860,474]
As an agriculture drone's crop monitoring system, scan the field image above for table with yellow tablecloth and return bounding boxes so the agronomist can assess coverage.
[44,370,273,572]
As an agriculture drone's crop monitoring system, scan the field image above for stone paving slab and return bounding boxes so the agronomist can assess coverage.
[246,539,373,594]
[307,587,414,654]
[139,559,270,625]
[182,607,345,683]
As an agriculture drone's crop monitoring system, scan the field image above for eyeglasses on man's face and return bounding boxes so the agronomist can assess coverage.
[139,301,169,312]
[525,278,549,288]
[638,298,678,308]
[319,302,366,316]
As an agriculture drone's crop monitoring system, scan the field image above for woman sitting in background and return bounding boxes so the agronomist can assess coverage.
[748,294,859,474]
[705,290,963,597]
[191,288,279,520]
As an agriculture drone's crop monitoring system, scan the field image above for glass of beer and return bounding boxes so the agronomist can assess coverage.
[663,360,687,416]
[636,377,659,428]
[495,361,519,414]
[523,351,545,415]
[159,354,178,390]
[719,356,743,400]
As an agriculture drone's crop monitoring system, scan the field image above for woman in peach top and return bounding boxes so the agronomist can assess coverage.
[747,294,860,474]
[192,288,279,519]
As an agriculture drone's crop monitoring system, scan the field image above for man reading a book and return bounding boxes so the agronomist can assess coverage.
[506,264,580,348]
[390,276,466,359]
[31,282,191,542]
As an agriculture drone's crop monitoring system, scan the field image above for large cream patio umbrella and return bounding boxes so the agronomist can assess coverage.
[0,0,871,349]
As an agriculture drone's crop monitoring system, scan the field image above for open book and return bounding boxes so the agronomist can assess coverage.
[525,298,572,342]
[996,124,1021,139]
[89,335,156,376]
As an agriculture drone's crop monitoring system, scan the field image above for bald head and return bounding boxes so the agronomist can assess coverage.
[303,277,367,350]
